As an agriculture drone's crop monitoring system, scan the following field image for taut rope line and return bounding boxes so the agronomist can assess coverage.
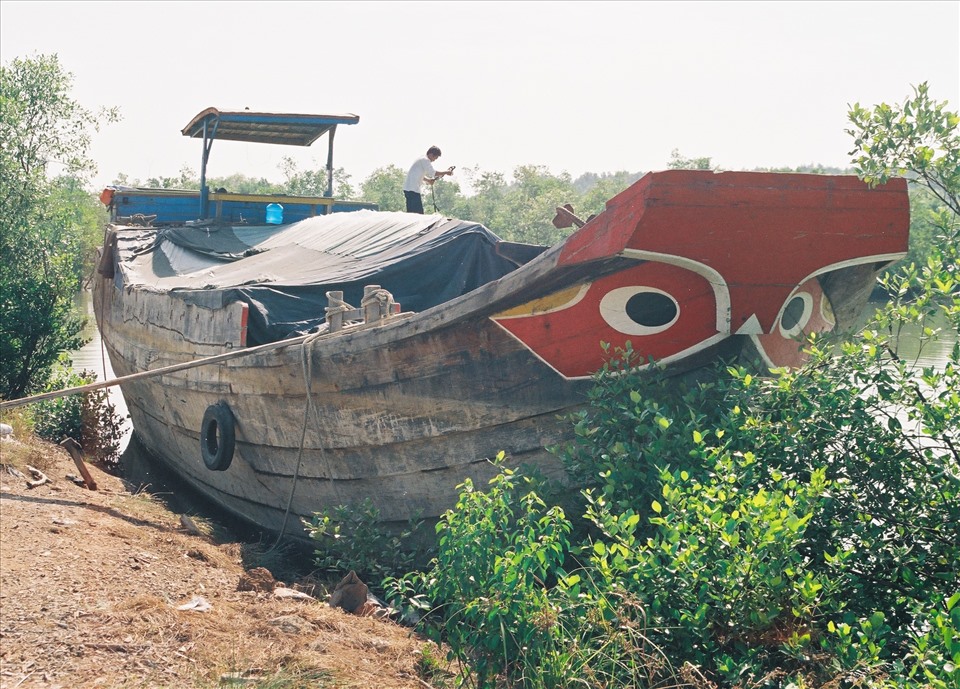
[0,334,316,411]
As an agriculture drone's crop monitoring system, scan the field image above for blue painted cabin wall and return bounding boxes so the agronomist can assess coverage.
[110,190,377,224]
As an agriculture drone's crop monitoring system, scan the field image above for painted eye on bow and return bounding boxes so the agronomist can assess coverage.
[600,287,679,336]
[778,292,813,338]
[777,287,837,339]
[751,276,840,370]
[491,261,720,379]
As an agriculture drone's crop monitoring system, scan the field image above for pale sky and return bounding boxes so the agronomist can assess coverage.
[2,1,958,193]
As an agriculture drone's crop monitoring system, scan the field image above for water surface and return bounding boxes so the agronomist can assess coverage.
[72,290,131,452]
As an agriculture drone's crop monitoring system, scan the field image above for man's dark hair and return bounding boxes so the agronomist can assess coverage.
[427,146,442,157]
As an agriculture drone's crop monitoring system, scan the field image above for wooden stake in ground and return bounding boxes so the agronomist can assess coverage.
[59,438,98,491]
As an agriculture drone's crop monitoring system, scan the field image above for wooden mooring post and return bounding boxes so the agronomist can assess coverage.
[59,437,98,491]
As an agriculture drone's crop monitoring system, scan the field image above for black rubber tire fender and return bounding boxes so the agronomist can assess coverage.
[200,402,235,471]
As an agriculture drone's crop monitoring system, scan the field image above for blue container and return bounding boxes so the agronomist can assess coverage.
[265,203,284,224]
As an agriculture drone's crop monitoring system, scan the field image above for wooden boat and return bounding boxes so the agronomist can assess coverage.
[92,113,910,541]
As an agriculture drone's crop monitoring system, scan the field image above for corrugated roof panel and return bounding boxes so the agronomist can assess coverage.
[181,108,360,147]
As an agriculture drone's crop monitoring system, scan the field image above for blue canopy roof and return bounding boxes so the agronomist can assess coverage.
[181,107,362,216]
[181,108,360,147]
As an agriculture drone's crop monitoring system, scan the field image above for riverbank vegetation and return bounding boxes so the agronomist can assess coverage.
[2,53,957,687]
[317,85,960,687]
[0,54,124,457]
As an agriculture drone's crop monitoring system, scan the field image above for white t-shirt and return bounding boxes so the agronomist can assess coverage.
[403,157,436,192]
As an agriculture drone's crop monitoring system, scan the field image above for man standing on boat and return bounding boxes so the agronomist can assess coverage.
[403,146,454,214]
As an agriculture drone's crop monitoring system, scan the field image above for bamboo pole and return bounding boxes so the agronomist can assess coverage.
[1,289,408,412]
[0,335,312,411]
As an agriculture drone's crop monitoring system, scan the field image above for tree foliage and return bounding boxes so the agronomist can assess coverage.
[667,148,715,170]
[848,82,960,217]
[848,83,960,275]
[30,361,125,465]
[358,165,406,212]
[279,156,356,199]
[0,54,117,399]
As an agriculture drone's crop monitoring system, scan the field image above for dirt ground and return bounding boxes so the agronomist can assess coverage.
[0,433,456,689]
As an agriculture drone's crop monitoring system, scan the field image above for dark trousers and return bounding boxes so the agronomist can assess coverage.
[404,191,424,214]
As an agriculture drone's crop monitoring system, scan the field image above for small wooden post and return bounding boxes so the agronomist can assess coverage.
[362,285,382,323]
[327,290,344,333]
[59,437,98,491]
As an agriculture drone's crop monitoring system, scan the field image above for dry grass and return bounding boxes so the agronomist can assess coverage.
[0,433,453,689]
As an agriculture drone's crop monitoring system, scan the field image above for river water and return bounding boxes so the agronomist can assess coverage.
[72,290,130,453]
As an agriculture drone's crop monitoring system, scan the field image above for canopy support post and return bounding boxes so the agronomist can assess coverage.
[325,125,337,203]
[200,118,219,219]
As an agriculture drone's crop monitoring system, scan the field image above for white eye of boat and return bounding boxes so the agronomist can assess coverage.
[599,287,679,335]
[779,292,813,338]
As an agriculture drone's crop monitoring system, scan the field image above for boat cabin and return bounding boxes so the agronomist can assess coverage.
[101,108,376,225]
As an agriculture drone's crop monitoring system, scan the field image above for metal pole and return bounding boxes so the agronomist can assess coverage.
[199,118,219,219]
[325,125,337,200]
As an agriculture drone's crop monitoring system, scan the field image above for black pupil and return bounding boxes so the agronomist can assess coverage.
[625,292,677,327]
[781,296,806,331]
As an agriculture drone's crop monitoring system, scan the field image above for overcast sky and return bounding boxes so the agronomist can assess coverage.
[2,1,958,192]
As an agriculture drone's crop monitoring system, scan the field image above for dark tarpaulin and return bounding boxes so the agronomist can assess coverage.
[115,211,545,345]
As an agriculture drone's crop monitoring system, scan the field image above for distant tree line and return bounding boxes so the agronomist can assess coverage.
[113,152,895,249]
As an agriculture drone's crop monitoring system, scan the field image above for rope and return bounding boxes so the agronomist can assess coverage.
[360,288,392,314]
[325,293,354,316]
[0,332,318,410]
[97,276,109,384]
[268,329,342,550]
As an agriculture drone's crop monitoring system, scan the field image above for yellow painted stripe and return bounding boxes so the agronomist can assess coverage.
[209,193,336,206]
[494,284,585,318]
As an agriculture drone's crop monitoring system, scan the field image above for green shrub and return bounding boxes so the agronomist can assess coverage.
[388,454,681,689]
[898,592,960,688]
[563,304,957,682]
[31,358,125,467]
[412,455,572,687]
[302,497,424,586]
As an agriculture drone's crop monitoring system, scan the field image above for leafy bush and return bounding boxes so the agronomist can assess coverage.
[387,454,682,689]
[1,55,116,399]
[302,497,425,585]
[407,456,571,687]
[31,359,125,467]
[898,593,960,688]
[558,345,728,516]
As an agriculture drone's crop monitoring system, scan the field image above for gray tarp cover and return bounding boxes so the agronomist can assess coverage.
[115,210,538,345]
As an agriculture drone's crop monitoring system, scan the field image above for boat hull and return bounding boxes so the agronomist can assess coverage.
[94,274,595,537]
